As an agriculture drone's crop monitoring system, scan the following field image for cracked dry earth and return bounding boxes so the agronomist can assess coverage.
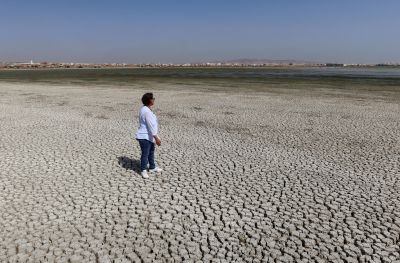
[0,81,399,263]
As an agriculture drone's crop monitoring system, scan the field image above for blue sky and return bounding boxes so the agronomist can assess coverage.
[1,0,399,63]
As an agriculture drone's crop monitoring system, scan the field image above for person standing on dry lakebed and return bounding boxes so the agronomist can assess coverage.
[135,92,163,178]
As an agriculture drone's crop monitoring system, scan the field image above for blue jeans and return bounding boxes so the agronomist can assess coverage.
[137,139,155,171]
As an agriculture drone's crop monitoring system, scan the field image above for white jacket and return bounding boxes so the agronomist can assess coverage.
[135,106,158,142]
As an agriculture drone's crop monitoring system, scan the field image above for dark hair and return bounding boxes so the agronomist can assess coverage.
[141,93,154,106]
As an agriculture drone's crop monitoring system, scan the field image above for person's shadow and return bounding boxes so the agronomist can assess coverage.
[117,156,141,174]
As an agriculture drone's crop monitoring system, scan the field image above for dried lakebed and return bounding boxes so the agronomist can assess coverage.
[0,82,399,262]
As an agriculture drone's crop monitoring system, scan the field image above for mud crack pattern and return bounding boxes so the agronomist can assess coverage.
[0,82,399,263]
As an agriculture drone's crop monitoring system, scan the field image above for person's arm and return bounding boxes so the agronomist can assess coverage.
[153,135,161,146]
[145,112,161,145]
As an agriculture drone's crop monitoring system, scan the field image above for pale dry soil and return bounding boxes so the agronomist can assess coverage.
[0,82,399,263]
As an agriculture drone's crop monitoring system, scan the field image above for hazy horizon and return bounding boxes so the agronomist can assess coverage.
[1,0,400,64]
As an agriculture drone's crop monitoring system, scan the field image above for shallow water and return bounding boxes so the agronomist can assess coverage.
[0,67,400,81]
[1,68,399,99]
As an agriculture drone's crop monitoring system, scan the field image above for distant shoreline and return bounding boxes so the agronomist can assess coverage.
[1,65,400,71]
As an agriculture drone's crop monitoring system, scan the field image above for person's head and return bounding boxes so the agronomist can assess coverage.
[141,92,155,107]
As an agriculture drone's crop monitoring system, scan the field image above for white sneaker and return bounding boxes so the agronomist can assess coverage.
[141,170,149,178]
[149,167,163,173]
